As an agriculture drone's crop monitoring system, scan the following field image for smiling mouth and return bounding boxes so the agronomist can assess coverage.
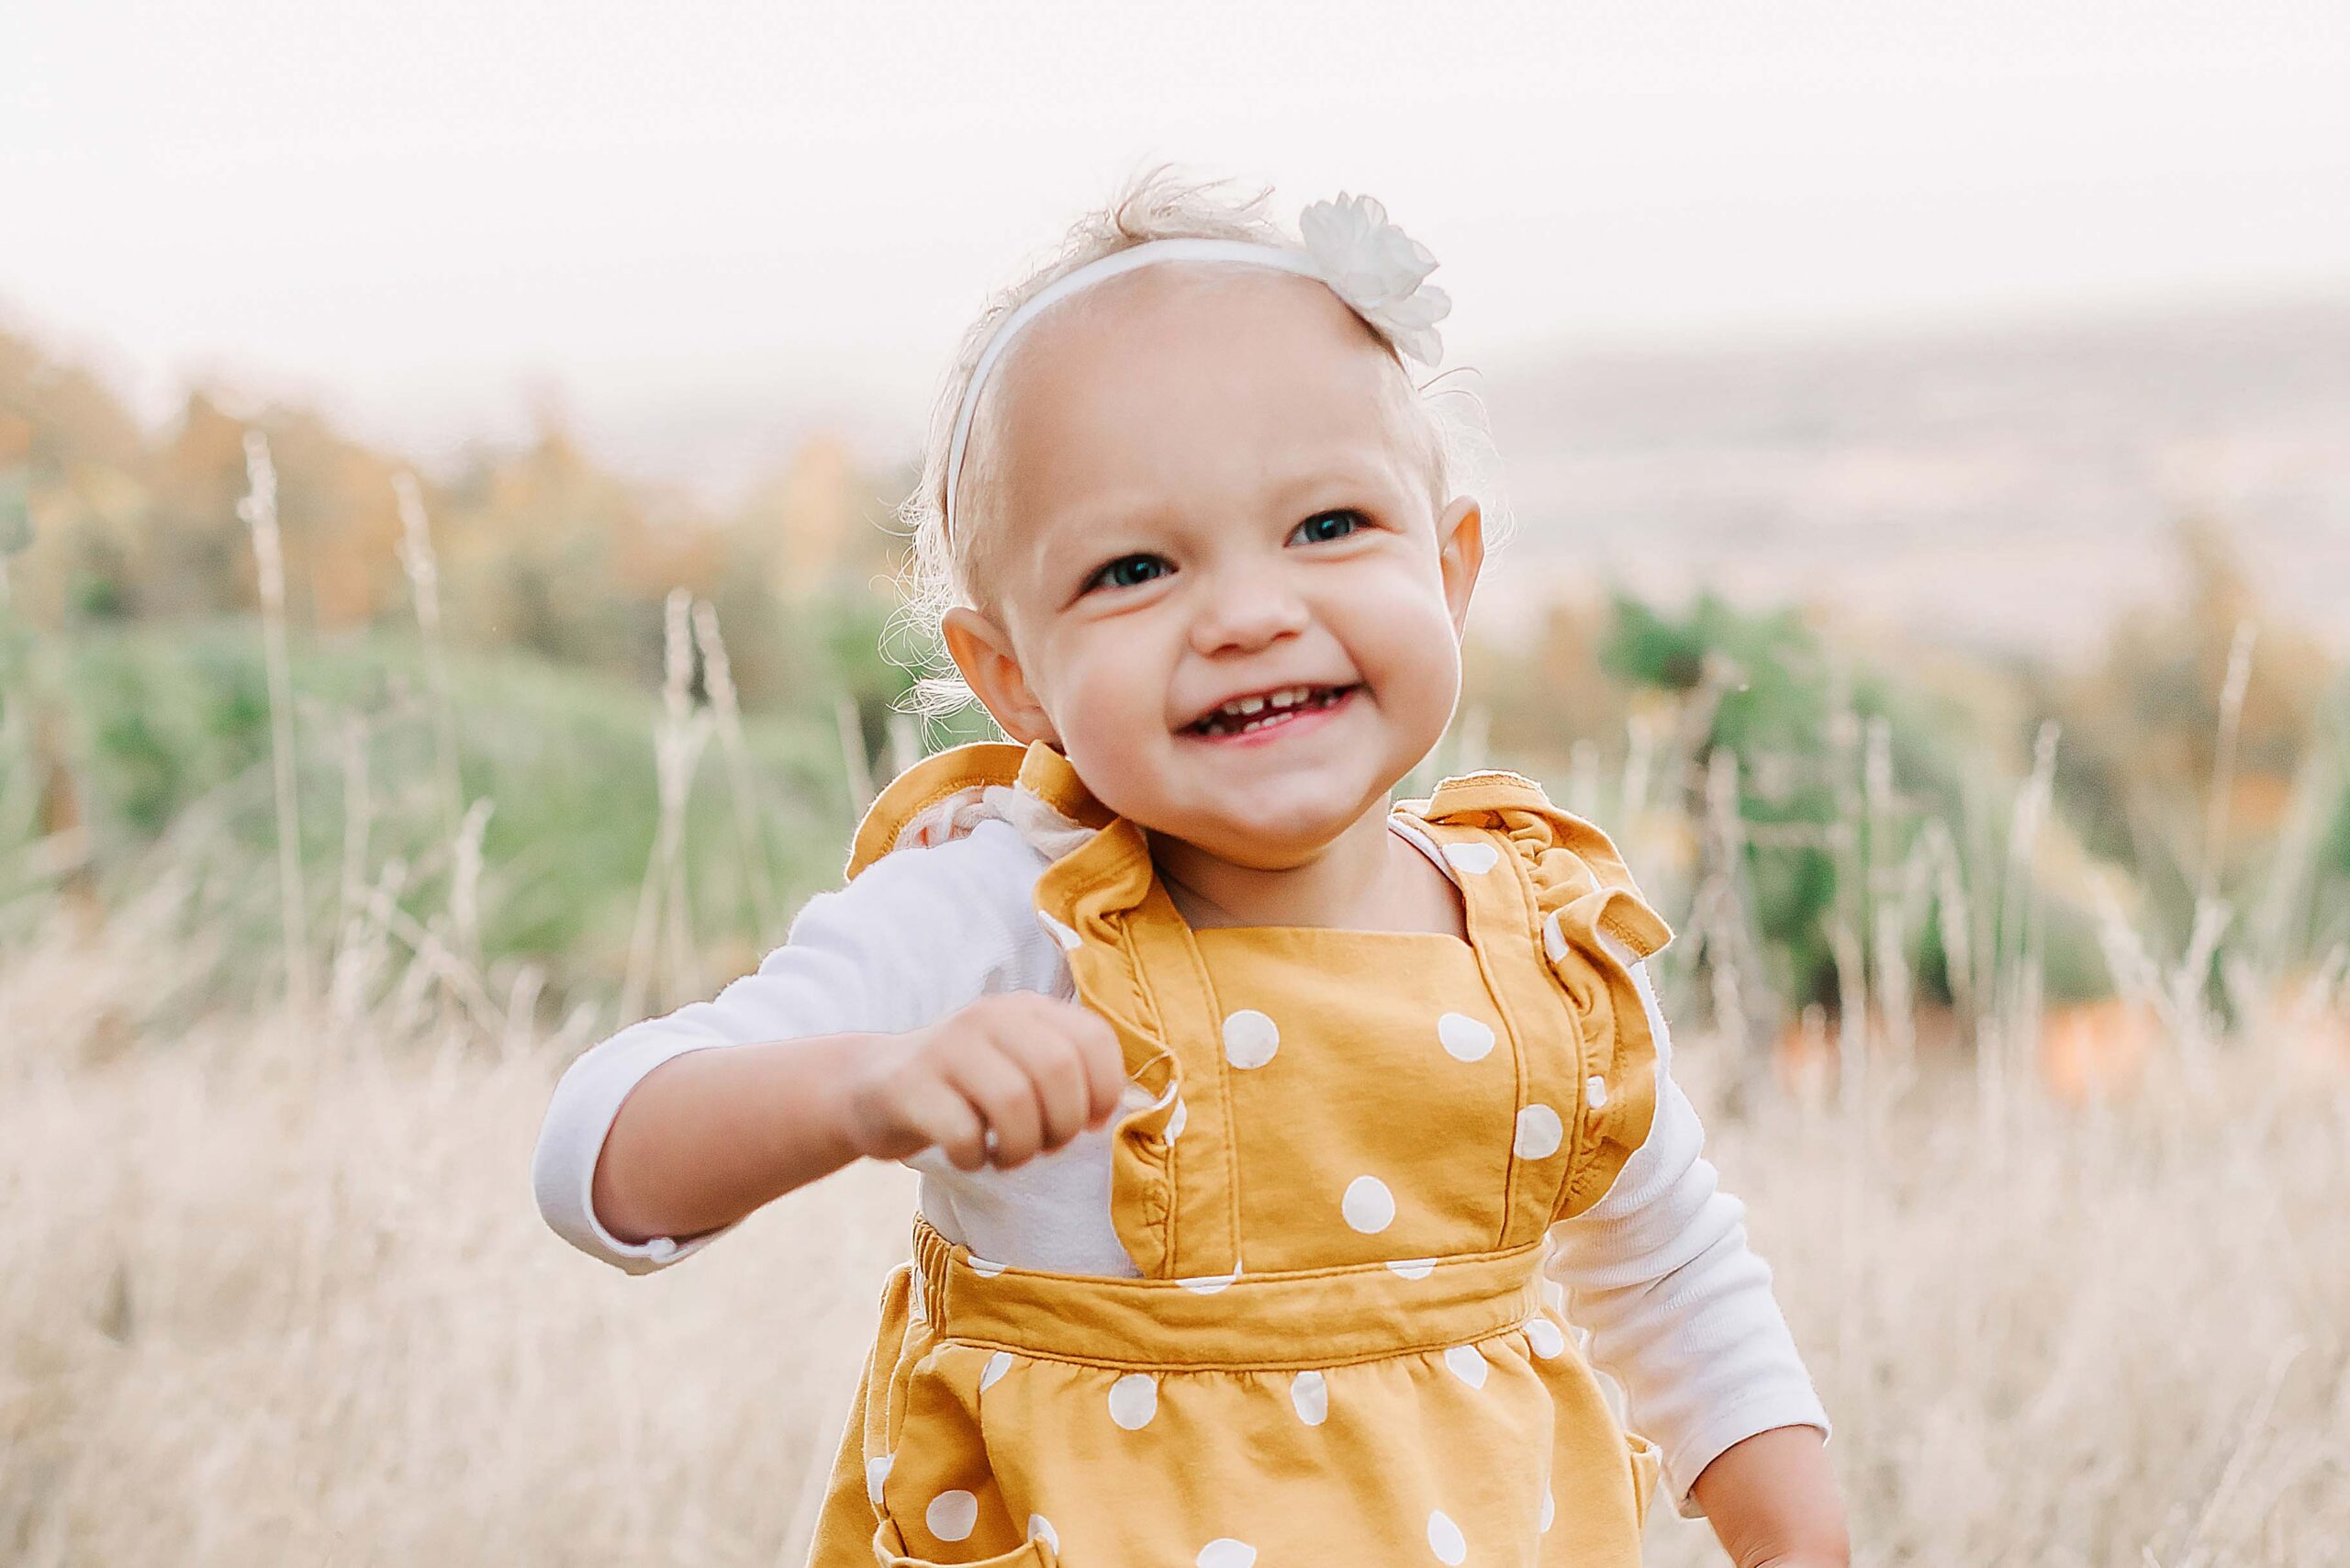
[1183,683,1361,738]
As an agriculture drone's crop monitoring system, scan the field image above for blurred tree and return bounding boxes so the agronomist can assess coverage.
[2055,518,2336,970]
[0,328,935,738]
[141,391,260,618]
[1600,589,2107,1022]
[1464,596,1626,779]
[756,432,867,600]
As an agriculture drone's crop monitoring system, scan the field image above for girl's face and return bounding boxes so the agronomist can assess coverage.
[944,266,1483,870]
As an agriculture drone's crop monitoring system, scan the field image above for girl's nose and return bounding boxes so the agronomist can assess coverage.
[1186,571,1310,657]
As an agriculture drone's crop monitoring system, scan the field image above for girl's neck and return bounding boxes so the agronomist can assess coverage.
[1148,799,1465,938]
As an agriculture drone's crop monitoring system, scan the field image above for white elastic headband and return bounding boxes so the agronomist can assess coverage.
[940,196,1450,542]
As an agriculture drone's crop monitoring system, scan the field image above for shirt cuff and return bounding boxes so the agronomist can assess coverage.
[532,1033,741,1274]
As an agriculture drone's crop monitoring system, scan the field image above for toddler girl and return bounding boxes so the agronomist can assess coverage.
[533,169,1843,1567]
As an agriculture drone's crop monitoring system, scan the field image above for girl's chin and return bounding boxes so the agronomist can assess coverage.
[1164,778,1402,858]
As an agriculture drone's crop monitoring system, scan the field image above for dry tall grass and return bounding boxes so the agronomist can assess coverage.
[6,465,2345,1564]
[6,881,2344,1567]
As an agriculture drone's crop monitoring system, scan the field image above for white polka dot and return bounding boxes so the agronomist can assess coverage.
[1540,1484,1556,1532]
[1525,1316,1566,1359]
[1443,841,1500,876]
[1437,1012,1495,1062]
[926,1489,979,1542]
[1179,1269,1237,1294]
[865,1452,892,1505]
[967,1255,1005,1278]
[1290,1369,1328,1426]
[1443,1344,1489,1389]
[1037,911,1082,951]
[1222,1009,1281,1069]
[1108,1372,1158,1430]
[1341,1175,1395,1234]
[1543,910,1569,963]
[1427,1507,1469,1564]
[1164,1096,1188,1143]
[1196,1541,1257,1568]
[1515,1103,1564,1159]
[1027,1515,1059,1551]
[979,1350,1013,1391]
[1586,1073,1610,1109]
[1386,1257,1436,1281]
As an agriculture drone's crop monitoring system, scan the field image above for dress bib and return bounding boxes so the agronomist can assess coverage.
[807,743,1672,1567]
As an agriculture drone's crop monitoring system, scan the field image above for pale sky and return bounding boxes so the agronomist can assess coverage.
[6,0,2348,492]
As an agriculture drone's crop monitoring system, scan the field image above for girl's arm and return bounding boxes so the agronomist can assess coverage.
[532,818,1077,1272]
[1688,1426,1848,1568]
[1542,942,1843,1555]
[586,1029,869,1247]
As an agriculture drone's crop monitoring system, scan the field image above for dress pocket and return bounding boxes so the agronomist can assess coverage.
[870,1516,1058,1568]
[1624,1429,1663,1529]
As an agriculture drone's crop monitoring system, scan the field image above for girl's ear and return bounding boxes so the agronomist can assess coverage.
[1435,496,1485,636]
[942,607,1058,745]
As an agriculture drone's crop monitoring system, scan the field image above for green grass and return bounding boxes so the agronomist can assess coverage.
[6,617,865,1011]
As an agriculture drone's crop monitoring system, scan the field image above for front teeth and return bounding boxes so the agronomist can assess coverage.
[1216,686,1314,722]
[1198,685,1339,734]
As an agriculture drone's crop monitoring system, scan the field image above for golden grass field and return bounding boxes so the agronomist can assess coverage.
[7,878,2345,1568]
[8,459,2348,1562]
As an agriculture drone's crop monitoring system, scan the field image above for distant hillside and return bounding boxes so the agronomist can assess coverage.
[12,293,2345,662]
[1475,296,2350,654]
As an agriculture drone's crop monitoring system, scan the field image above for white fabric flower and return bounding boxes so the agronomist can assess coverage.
[1297,192,1452,367]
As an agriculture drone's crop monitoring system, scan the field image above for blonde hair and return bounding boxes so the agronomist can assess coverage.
[891,162,1512,721]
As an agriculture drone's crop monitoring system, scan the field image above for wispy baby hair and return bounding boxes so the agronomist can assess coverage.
[892,161,1511,722]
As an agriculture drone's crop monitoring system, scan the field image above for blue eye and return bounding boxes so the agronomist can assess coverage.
[1291,510,1365,544]
[1083,554,1171,593]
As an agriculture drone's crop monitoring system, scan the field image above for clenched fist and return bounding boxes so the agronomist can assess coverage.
[839,993,1129,1171]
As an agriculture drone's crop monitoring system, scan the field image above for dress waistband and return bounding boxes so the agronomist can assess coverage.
[910,1216,1549,1373]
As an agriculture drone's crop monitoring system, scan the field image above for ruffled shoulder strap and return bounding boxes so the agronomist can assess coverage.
[1397,768,1674,1223]
[1402,769,1672,959]
[845,739,1113,880]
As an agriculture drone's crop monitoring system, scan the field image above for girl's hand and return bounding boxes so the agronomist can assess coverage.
[840,994,1129,1171]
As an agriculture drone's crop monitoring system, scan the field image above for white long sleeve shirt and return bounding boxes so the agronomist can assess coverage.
[531,811,1828,1515]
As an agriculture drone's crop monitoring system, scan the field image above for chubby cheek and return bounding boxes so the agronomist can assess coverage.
[1347,580,1462,748]
[1039,634,1177,812]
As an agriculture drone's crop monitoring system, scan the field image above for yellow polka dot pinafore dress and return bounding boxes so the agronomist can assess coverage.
[807,741,1672,1568]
